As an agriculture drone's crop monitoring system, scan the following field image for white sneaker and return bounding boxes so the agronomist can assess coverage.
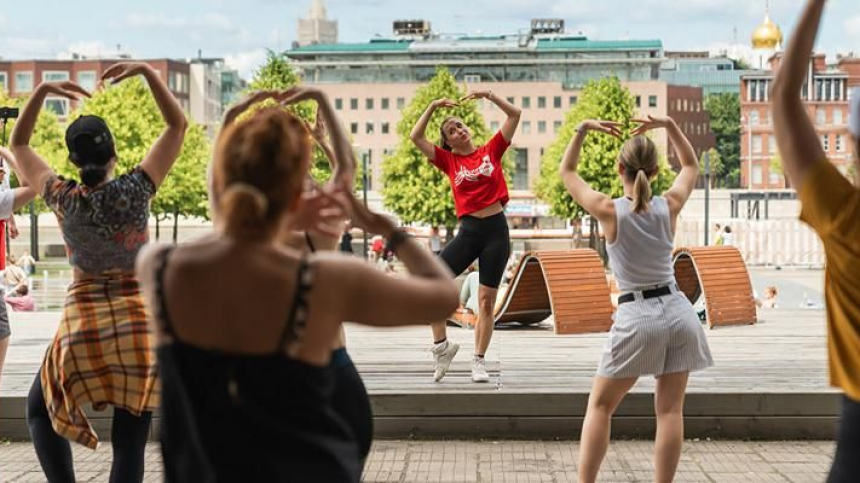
[432,342,459,382]
[471,358,490,383]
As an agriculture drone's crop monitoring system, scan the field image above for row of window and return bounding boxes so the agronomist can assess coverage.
[334,95,585,111]
[39,96,192,118]
[748,77,852,103]
[336,97,407,111]
[0,69,190,95]
[749,107,848,126]
[634,95,659,108]
[750,133,848,154]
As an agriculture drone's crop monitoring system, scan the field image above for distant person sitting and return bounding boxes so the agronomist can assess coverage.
[17,250,36,275]
[458,266,481,326]
[3,258,27,292]
[756,286,779,309]
[6,284,35,312]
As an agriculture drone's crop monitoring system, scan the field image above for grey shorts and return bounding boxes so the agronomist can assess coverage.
[0,288,9,339]
[597,286,713,378]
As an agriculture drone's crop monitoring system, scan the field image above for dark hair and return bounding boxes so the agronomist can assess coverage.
[71,134,115,187]
[724,225,732,233]
[16,284,28,296]
[439,116,458,151]
[618,136,658,214]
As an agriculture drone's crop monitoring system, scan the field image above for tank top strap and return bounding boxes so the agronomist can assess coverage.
[154,245,179,341]
[276,256,314,352]
[305,232,317,253]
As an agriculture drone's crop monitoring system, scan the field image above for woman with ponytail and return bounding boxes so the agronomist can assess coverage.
[10,62,187,482]
[558,115,712,483]
[136,87,458,482]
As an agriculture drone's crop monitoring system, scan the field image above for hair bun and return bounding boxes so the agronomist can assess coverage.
[219,182,270,239]
[80,165,108,187]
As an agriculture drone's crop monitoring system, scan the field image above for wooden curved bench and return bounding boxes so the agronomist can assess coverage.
[672,246,756,329]
[450,250,614,335]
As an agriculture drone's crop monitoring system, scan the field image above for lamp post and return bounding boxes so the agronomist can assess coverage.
[362,150,369,259]
[704,151,711,245]
[745,113,754,191]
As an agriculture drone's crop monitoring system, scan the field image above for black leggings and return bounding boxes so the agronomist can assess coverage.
[27,374,153,483]
[829,395,860,482]
[331,348,373,463]
[440,212,510,288]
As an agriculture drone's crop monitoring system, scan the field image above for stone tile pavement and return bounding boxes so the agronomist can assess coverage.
[0,439,834,482]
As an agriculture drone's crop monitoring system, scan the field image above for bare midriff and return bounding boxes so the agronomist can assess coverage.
[465,201,504,219]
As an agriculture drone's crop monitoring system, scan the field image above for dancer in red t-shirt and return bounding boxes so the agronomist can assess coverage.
[410,91,521,383]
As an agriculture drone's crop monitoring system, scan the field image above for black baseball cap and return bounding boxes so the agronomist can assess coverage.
[65,115,115,165]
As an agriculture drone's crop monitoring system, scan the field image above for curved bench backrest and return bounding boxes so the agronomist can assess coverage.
[673,246,757,329]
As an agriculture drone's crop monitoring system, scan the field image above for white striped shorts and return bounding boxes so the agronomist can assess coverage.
[597,286,714,378]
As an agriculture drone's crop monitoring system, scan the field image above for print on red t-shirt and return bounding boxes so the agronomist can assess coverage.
[431,131,511,218]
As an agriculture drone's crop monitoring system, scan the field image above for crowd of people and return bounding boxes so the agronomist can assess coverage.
[0,1,854,481]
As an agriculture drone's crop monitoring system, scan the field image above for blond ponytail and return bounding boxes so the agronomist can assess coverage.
[631,169,653,214]
[219,183,270,240]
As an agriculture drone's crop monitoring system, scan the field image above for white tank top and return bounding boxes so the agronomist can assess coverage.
[606,196,676,291]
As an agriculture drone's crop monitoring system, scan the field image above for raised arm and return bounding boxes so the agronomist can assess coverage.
[308,92,355,189]
[409,99,457,160]
[317,188,458,326]
[633,115,699,216]
[10,82,90,191]
[462,91,521,142]
[772,0,827,188]
[558,120,621,224]
[101,62,188,187]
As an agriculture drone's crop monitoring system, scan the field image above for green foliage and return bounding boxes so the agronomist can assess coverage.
[244,51,342,183]
[533,77,675,221]
[704,93,741,188]
[75,77,211,231]
[0,92,66,214]
[381,67,513,229]
[699,148,724,187]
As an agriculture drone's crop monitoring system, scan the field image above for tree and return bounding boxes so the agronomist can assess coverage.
[704,93,741,188]
[699,148,724,188]
[244,51,343,183]
[381,67,513,234]
[533,76,676,223]
[74,77,211,241]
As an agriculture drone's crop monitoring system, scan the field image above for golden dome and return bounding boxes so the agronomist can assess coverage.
[751,14,783,50]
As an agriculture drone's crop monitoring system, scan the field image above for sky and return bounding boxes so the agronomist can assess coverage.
[1,0,858,79]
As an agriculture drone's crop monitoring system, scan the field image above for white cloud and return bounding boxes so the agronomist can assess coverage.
[846,15,860,39]
[0,15,8,29]
[224,49,268,80]
[56,40,120,60]
[2,37,59,58]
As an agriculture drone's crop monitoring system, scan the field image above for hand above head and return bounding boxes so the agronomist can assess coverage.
[223,90,285,126]
[331,182,396,237]
[38,81,91,101]
[431,98,459,109]
[302,110,329,145]
[285,179,346,238]
[279,86,325,107]
[577,120,624,138]
[631,115,674,136]
[100,62,155,85]
[459,91,492,103]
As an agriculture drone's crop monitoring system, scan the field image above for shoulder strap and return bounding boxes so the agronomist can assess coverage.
[304,232,317,253]
[276,256,314,351]
[154,246,179,339]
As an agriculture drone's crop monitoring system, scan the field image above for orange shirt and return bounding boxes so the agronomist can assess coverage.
[799,160,860,402]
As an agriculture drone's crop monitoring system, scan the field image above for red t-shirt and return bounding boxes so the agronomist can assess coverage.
[431,131,511,218]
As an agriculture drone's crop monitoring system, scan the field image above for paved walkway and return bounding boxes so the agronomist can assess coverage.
[0,439,834,482]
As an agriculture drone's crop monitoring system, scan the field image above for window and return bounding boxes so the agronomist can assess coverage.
[350,98,358,110]
[464,74,481,83]
[553,96,562,109]
[752,135,763,154]
[750,110,760,126]
[350,122,358,134]
[834,109,843,126]
[635,96,641,108]
[381,122,390,134]
[365,98,374,110]
[381,98,390,110]
[648,95,657,108]
[753,165,763,185]
[365,122,374,134]
[396,98,405,109]
[44,98,69,117]
[490,121,500,132]
[0,72,7,93]
[506,97,515,105]
[569,96,578,106]
[553,121,562,133]
[335,98,343,110]
[537,96,546,109]
[538,121,547,134]
[822,134,830,152]
[836,134,844,152]
[14,71,33,93]
[816,108,826,125]
[522,121,531,134]
[513,148,529,190]
[77,71,97,92]
[43,71,69,82]
[769,136,776,154]
[769,169,782,185]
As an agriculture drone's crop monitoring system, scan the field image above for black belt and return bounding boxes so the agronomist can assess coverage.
[617,285,673,305]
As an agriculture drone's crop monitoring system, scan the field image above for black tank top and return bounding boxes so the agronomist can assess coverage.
[154,246,360,483]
